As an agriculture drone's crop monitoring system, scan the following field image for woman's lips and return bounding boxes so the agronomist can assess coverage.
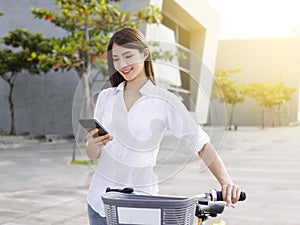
[122,68,133,75]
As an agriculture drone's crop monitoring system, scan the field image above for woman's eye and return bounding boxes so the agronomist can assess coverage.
[113,58,119,62]
[125,55,133,59]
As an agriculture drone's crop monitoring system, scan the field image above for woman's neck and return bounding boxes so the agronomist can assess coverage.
[125,77,148,92]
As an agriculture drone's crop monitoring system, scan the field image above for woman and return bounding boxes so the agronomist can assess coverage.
[86,27,241,225]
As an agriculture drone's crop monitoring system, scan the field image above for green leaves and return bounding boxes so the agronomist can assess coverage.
[3,29,53,55]
[213,69,245,105]
[29,0,162,77]
[0,49,22,76]
[245,79,296,128]
[135,5,162,24]
[0,29,54,76]
[247,79,296,108]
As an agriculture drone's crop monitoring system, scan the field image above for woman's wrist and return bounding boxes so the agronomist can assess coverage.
[219,177,234,186]
[86,143,101,160]
[96,147,101,158]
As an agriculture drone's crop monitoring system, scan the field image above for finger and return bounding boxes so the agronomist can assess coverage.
[100,135,114,145]
[222,185,227,203]
[92,135,113,146]
[95,134,112,142]
[231,185,238,204]
[233,187,241,204]
[232,185,237,199]
[226,185,232,205]
[87,129,99,139]
[92,137,108,148]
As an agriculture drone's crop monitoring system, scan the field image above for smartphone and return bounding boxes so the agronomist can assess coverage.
[79,118,109,138]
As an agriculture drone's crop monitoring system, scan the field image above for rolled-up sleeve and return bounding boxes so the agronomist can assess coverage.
[165,93,210,155]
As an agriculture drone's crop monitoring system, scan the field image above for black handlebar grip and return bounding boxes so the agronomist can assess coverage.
[106,187,134,193]
[197,204,225,215]
[216,191,246,201]
[239,192,246,201]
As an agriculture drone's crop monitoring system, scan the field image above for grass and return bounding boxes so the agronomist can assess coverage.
[70,159,98,166]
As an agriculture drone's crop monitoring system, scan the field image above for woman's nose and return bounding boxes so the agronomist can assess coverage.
[118,58,128,69]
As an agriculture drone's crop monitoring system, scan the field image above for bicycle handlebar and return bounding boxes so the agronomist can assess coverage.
[196,190,246,222]
[106,187,134,194]
[197,204,225,214]
[212,190,246,201]
[105,187,246,202]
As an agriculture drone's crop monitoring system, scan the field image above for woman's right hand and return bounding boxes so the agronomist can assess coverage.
[86,129,113,160]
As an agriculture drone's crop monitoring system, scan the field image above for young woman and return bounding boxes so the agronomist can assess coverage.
[86,27,241,225]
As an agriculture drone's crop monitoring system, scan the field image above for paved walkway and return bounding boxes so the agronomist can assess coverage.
[0,125,300,225]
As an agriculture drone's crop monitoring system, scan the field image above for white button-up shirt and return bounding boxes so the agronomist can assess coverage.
[87,80,210,216]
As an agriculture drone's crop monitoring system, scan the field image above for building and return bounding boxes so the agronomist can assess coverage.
[0,0,219,135]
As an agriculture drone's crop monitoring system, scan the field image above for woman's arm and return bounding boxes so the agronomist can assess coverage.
[198,143,241,205]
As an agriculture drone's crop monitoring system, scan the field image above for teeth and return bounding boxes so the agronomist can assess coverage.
[123,68,131,73]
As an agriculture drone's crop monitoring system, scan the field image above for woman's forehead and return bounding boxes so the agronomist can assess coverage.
[112,43,139,56]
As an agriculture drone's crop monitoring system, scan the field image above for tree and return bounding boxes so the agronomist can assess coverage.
[30,0,161,161]
[275,83,296,126]
[31,0,162,118]
[212,69,246,129]
[247,79,296,129]
[0,29,52,134]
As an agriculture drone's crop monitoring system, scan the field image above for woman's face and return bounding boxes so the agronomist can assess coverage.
[112,43,147,83]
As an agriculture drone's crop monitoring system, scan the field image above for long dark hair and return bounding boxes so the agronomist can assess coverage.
[107,28,156,87]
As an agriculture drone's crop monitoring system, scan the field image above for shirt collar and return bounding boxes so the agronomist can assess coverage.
[113,79,156,96]
[114,81,125,93]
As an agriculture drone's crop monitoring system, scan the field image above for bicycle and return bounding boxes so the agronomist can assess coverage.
[102,187,246,225]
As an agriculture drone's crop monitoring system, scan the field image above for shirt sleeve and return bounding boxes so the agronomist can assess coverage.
[165,92,210,155]
[93,88,110,123]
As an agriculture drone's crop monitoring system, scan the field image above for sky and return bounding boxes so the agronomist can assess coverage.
[209,0,300,39]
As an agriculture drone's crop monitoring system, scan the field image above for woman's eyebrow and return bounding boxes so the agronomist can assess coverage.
[113,50,133,57]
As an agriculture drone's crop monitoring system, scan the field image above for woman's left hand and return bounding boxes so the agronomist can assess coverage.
[221,183,241,205]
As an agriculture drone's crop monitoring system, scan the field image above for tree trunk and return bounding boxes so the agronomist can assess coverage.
[72,70,94,162]
[228,103,235,127]
[8,83,15,134]
[72,13,94,161]
[81,72,94,118]
[72,140,77,162]
[8,72,17,135]
[278,105,282,126]
[261,107,265,129]
[270,107,275,127]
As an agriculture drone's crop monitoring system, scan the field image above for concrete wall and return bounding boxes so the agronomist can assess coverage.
[0,0,78,135]
[215,38,300,126]
[298,83,300,121]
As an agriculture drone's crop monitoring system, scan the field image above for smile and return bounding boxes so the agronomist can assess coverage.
[122,68,133,75]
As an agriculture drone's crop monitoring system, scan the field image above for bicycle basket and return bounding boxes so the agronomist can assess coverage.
[101,192,197,225]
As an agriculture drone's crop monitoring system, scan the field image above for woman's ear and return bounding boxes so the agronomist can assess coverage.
[143,48,150,60]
